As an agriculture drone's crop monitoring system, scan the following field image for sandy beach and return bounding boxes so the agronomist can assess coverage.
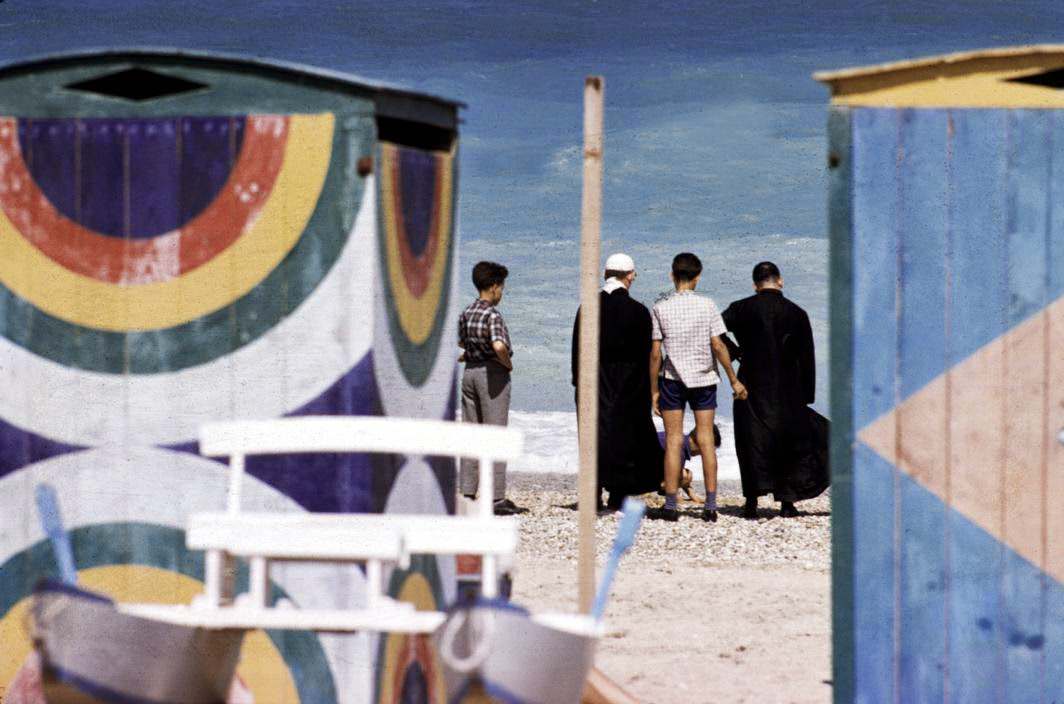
[503,473,832,704]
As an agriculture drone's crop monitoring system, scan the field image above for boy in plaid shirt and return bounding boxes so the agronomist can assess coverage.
[649,253,747,522]
[457,261,526,515]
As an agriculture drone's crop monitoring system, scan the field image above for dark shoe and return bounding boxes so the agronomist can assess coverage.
[701,508,718,523]
[646,507,679,522]
[742,499,758,520]
[779,502,799,518]
[493,499,529,516]
[560,501,605,512]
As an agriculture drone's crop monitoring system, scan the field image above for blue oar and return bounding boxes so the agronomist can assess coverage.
[591,497,646,621]
[35,483,77,585]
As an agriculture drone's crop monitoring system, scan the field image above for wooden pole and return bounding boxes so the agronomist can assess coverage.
[577,75,604,614]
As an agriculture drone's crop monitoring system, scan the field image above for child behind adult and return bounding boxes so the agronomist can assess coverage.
[649,253,747,522]
[457,261,526,516]
[655,426,721,504]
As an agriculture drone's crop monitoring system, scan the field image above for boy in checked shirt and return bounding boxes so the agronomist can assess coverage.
[649,253,747,522]
[457,261,526,515]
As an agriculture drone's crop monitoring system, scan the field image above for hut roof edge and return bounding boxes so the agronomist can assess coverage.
[813,44,1064,85]
[0,47,466,110]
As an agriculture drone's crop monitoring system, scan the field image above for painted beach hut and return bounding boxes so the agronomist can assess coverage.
[0,50,461,702]
[819,47,1064,702]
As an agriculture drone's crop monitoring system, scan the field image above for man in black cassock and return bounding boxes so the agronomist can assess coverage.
[722,261,829,518]
[571,253,664,511]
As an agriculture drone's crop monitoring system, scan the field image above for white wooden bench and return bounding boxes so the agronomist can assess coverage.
[120,416,523,634]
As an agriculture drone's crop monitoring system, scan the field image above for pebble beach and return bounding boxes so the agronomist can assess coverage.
[503,473,833,704]
[508,474,830,571]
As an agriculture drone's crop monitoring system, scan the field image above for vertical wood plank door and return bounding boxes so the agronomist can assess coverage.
[831,105,1064,703]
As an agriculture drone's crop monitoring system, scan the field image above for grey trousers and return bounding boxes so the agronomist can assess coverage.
[459,361,511,501]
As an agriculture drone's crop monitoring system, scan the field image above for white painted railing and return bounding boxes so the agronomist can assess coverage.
[120,415,523,634]
[200,415,523,518]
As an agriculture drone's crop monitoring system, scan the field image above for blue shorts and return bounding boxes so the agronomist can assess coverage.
[658,378,717,412]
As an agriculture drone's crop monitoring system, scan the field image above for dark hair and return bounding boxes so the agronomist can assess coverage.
[604,269,630,280]
[671,252,702,282]
[752,261,781,285]
[472,261,509,291]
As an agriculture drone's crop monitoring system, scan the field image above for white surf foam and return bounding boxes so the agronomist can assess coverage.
[506,410,741,481]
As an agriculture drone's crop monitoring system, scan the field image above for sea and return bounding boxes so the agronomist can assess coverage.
[3,0,1055,478]
[462,232,829,481]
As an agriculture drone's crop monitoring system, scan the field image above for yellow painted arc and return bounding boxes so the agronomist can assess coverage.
[0,113,334,332]
[380,144,453,345]
[0,593,32,687]
[0,565,299,701]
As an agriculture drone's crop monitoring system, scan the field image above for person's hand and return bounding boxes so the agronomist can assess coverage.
[732,380,748,401]
[651,392,661,417]
[680,468,693,489]
[457,352,466,363]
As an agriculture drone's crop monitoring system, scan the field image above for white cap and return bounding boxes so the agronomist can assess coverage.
[604,252,635,272]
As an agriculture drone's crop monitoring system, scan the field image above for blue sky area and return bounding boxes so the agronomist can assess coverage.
[1,1,1061,412]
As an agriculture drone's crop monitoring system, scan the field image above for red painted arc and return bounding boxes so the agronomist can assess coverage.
[0,116,288,286]
[389,152,443,299]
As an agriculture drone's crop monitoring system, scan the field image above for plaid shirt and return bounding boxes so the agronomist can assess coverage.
[458,299,512,364]
[651,291,727,387]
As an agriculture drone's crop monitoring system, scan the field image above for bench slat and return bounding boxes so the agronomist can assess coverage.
[188,513,518,559]
[188,519,403,561]
[200,416,523,461]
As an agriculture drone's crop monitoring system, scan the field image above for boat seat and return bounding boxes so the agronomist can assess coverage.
[118,602,447,634]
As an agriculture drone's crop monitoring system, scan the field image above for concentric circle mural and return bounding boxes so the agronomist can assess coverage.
[3,117,284,284]
[378,143,454,351]
[375,564,447,704]
[0,119,376,449]
[0,57,461,704]
[372,141,461,698]
[373,142,459,418]
[0,114,332,336]
[0,107,363,702]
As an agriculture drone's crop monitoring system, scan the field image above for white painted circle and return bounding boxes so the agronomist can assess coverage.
[383,456,457,607]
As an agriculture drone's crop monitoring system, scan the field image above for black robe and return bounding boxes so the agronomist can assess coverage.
[722,289,829,502]
[571,288,664,500]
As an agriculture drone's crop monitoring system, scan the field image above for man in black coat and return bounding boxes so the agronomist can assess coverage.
[722,261,829,518]
[572,253,664,511]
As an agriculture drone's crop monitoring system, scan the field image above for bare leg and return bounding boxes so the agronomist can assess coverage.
[692,409,717,497]
[661,409,685,497]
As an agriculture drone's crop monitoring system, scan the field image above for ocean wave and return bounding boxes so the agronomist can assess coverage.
[506,410,741,480]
